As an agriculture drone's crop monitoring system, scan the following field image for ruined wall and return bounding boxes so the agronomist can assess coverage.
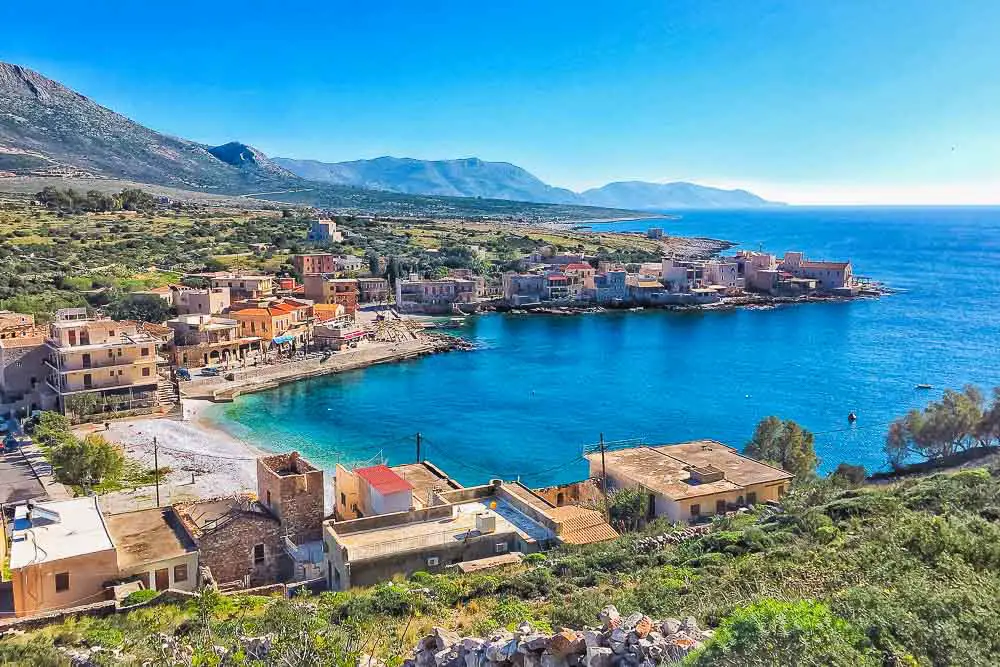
[257,453,325,542]
[197,515,285,587]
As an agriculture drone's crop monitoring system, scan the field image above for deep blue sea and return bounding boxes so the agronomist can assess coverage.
[205,207,1000,486]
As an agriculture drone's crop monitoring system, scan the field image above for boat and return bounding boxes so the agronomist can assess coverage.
[847,412,857,423]
[915,383,933,390]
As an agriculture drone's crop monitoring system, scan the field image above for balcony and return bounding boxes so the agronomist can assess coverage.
[44,355,161,374]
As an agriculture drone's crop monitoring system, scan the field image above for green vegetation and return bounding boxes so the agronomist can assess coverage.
[120,589,159,608]
[5,465,1000,664]
[744,416,819,479]
[886,385,1000,468]
[49,433,124,489]
[0,194,666,320]
[104,293,175,323]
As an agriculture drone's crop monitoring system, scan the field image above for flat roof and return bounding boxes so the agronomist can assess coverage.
[9,497,114,569]
[587,440,791,501]
[331,497,553,561]
[105,507,198,569]
[175,496,277,537]
[390,462,462,508]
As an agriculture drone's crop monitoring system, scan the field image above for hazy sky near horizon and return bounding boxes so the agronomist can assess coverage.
[2,0,999,204]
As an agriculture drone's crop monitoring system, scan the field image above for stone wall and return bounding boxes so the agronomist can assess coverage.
[257,452,325,542]
[197,514,285,587]
[407,605,713,667]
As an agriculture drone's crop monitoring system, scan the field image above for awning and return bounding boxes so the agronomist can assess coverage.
[271,334,296,345]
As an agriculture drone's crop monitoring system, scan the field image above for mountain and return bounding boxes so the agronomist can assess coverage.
[579,181,780,209]
[273,156,582,204]
[276,156,782,209]
[0,62,295,191]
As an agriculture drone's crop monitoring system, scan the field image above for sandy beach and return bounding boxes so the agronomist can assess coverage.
[92,400,264,514]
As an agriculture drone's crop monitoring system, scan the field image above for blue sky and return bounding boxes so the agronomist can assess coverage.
[2,0,999,204]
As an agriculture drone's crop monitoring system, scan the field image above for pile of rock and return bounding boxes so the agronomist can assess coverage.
[631,526,711,553]
[406,605,711,667]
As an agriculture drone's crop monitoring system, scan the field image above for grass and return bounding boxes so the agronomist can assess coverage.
[6,467,999,664]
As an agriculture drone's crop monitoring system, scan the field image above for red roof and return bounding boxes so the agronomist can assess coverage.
[354,465,413,495]
[564,263,593,272]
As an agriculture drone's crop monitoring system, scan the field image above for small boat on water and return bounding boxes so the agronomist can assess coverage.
[847,412,857,423]
[915,383,933,390]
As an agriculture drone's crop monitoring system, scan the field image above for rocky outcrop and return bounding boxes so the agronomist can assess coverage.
[404,605,712,667]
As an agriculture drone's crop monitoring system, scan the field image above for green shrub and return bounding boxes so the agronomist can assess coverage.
[122,589,160,607]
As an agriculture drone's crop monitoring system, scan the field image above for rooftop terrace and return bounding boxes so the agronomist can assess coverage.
[105,507,198,569]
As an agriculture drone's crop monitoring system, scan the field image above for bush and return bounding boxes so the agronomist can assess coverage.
[121,589,160,607]
[686,599,880,666]
[50,433,125,487]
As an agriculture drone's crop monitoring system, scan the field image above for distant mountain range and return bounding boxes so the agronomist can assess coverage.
[0,61,781,213]
[275,156,782,209]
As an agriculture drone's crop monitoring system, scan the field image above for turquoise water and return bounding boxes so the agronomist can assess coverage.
[206,207,1000,486]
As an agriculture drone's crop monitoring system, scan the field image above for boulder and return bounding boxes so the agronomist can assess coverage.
[607,628,627,655]
[549,629,583,657]
[598,605,621,631]
[660,618,681,637]
[521,635,552,653]
[584,647,613,667]
[434,627,460,652]
[581,630,603,648]
[633,617,653,639]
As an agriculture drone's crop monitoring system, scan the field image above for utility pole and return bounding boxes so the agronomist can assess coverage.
[599,432,607,496]
[153,436,160,507]
[415,432,422,463]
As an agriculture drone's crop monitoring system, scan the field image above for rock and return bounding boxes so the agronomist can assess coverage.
[521,634,551,653]
[485,638,519,662]
[598,605,621,631]
[516,622,534,637]
[633,617,653,639]
[434,627,460,652]
[584,647,613,667]
[607,629,627,655]
[540,652,570,667]
[681,616,699,634]
[660,618,681,637]
[240,634,274,660]
[549,629,582,657]
[581,630,603,648]
[622,613,644,630]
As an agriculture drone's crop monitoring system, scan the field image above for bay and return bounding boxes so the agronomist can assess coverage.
[205,207,1000,486]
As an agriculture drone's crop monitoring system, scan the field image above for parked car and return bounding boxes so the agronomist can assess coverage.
[199,367,220,377]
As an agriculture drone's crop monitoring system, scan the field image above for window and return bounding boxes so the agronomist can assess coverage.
[108,350,114,359]
[174,564,188,583]
[55,572,70,592]
[110,371,115,378]
[427,556,440,567]
[716,499,727,515]
[495,542,508,554]
[340,492,346,506]
[266,490,272,506]
[142,367,150,377]
[108,330,115,337]
[690,504,701,517]
[747,492,757,505]
[253,544,265,564]
[141,347,150,356]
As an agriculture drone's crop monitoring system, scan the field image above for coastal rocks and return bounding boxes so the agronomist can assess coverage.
[404,607,711,667]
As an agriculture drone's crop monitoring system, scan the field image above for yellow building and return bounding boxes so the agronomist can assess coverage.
[44,310,165,417]
[586,440,793,523]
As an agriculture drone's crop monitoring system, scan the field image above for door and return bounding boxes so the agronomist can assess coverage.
[154,568,169,591]
[83,374,93,389]
[81,353,91,368]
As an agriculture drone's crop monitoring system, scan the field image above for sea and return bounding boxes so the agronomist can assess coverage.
[204,207,1000,487]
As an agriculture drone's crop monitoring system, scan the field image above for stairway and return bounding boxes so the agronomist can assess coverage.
[156,377,179,407]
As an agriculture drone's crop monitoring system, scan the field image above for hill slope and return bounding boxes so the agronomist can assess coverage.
[0,63,287,191]
[580,180,780,209]
[273,155,582,204]
[276,155,782,209]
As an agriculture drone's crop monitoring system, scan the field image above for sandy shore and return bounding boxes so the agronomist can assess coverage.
[95,400,263,514]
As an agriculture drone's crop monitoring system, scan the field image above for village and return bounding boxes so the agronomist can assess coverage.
[0,216,853,622]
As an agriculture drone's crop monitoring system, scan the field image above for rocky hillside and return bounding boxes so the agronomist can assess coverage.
[0,63,290,192]
[275,156,783,209]
[274,156,581,204]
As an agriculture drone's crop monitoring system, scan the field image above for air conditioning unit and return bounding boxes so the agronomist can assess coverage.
[427,556,440,567]
[476,512,496,534]
[495,542,508,554]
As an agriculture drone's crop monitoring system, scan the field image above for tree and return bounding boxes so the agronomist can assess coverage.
[745,416,819,479]
[830,462,866,487]
[50,433,124,487]
[106,293,174,323]
[33,411,74,447]
[884,385,996,468]
[367,252,380,276]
